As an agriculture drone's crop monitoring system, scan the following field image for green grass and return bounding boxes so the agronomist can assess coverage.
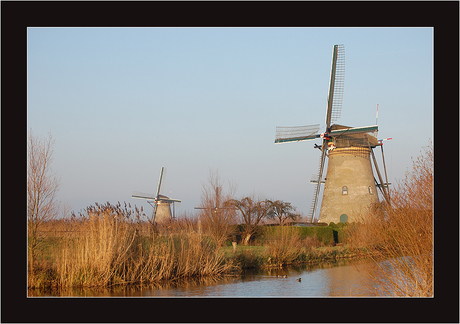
[218,243,362,270]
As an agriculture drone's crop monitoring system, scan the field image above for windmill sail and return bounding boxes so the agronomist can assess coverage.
[275,124,320,143]
[156,167,165,198]
[308,145,327,222]
[159,198,182,203]
[132,191,157,200]
[325,44,345,130]
[310,173,325,183]
[307,45,344,223]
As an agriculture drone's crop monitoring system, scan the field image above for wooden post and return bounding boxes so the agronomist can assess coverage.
[232,241,237,253]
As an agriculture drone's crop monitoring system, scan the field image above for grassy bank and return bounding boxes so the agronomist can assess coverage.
[223,245,366,269]
[28,204,365,291]
[223,231,371,270]
[29,236,366,291]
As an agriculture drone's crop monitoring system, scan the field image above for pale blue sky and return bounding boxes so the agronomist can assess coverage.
[27,27,433,217]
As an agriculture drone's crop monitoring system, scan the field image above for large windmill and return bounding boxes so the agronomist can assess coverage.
[132,167,181,223]
[274,44,391,224]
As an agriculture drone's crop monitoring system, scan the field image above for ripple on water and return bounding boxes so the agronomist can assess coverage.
[30,259,375,297]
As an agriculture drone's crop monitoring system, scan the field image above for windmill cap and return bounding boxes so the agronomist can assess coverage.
[330,124,379,147]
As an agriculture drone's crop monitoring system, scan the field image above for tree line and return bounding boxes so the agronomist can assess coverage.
[194,169,301,246]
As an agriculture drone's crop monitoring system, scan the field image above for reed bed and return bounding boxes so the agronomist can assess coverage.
[28,203,234,290]
[264,226,303,267]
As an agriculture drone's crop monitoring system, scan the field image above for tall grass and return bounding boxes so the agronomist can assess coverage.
[264,226,304,267]
[29,203,234,290]
[348,142,433,297]
[56,203,138,287]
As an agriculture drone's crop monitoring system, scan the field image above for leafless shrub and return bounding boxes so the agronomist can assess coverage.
[197,170,237,246]
[348,142,433,297]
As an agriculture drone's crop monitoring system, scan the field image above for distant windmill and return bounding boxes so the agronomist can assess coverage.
[275,44,391,224]
[132,167,181,223]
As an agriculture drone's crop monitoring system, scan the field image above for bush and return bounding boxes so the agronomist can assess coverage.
[296,226,335,246]
[304,235,321,248]
[348,142,433,297]
[264,226,303,266]
[231,250,264,269]
[233,224,345,247]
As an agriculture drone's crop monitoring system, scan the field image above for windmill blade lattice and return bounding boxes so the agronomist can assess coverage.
[275,124,320,143]
[325,44,345,129]
[308,144,327,222]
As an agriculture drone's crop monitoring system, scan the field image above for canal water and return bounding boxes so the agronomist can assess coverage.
[30,259,379,297]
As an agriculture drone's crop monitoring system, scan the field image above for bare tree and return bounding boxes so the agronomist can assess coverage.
[227,196,272,245]
[27,130,67,275]
[266,200,300,225]
[197,170,237,246]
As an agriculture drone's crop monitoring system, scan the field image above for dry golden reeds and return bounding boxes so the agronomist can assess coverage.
[29,203,234,290]
[348,142,433,297]
[55,203,139,287]
[264,226,303,267]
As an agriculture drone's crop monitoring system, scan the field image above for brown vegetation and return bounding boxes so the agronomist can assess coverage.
[227,196,273,245]
[264,226,303,267]
[196,170,237,246]
[348,142,433,297]
[28,203,234,290]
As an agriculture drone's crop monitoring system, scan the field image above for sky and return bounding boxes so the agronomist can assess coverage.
[27,27,433,219]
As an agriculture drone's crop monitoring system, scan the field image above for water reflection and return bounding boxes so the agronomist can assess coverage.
[29,259,377,297]
[28,275,239,297]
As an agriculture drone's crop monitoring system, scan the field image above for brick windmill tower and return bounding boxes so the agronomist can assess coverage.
[275,44,391,224]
